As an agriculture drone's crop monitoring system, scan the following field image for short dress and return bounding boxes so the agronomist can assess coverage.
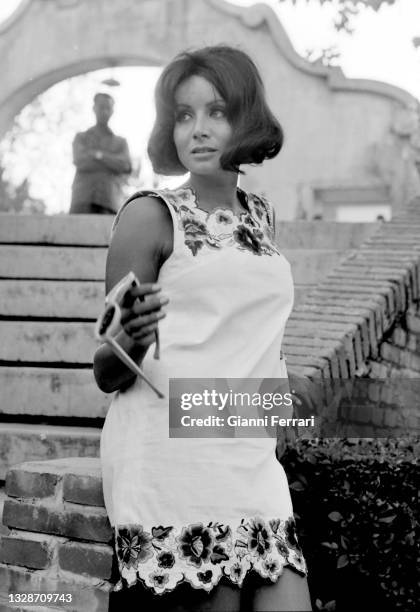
[100,186,307,596]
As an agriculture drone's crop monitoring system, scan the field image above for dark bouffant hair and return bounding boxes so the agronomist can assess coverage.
[147,45,284,175]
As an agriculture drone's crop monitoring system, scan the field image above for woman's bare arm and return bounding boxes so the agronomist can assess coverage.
[93,196,173,393]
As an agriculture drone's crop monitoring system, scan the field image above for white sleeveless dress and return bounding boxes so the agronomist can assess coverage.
[100,186,307,595]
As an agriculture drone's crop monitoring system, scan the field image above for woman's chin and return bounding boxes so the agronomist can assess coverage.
[187,162,225,178]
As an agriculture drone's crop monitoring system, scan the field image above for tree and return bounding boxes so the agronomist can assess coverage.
[0,164,45,214]
[0,70,161,214]
[0,73,104,214]
[304,45,341,66]
[279,1,418,69]
[279,0,398,34]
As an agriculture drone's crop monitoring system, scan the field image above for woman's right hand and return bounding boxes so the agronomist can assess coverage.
[120,283,169,349]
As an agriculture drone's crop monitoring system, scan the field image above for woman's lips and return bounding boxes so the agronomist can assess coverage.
[191,147,217,154]
[191,149,217,161]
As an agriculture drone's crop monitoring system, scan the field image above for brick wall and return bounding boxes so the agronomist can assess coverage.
[284,196,420,437]
[374,306,420,375]
[0,459,113,612]
[338,303,420,436]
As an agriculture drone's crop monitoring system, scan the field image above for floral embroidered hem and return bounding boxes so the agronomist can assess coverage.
[113,516,307,596]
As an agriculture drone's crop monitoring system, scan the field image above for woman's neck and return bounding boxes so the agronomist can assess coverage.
[183,173,239,213]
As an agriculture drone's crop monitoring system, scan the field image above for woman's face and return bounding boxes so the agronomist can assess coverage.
[173,75,232,177]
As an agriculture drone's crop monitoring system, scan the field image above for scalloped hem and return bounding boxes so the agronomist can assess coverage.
[115,559,307,597]
[113,516,307,596]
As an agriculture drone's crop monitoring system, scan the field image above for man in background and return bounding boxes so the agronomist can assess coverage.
[69,93,132,214]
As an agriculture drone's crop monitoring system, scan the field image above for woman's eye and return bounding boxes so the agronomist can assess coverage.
[175,111,191,122]
[211,108,226,118]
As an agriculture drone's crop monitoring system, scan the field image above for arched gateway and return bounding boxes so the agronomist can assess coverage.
[1,0,419,218]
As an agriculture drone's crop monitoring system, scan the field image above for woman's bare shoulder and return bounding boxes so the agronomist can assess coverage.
[106,193,174,288]
[113,193,172,233]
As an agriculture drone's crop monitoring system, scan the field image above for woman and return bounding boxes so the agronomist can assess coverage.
[94,45,312,612]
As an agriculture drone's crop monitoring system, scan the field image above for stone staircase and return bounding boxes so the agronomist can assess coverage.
[0,215,112,483]
[0,213,378,480]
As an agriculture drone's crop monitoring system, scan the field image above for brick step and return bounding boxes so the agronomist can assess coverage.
[0,322,96,363]
[0,246,106,280]
[2,505,111,544]
[0,367,109,419]
[283,249,352,284]
[0,425,100,480]
[4,458,103,506]
[0,213,376,250]
[0,565,111,612]
[0,282,309,323]
[2,301,357,363]
[293,284,314,305]
[0,280,311,318]
[275,221,377,249]
[0,486,9,537]
[0,280,104,319]
[0,603,67,612]
[0,458,112,611]
[0,245,350,285]
[0,214,112,246]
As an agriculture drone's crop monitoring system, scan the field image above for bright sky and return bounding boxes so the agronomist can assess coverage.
[1,0,420,213]
[239,0,420,100]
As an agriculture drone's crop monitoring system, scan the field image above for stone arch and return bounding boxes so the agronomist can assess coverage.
[1,0,418,217]
[0,54,163,137]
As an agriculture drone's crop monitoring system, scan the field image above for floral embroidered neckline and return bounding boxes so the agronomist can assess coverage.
[159,186,280,257]
[175,186,251,221]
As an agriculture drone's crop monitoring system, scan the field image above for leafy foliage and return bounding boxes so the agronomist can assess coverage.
[282,437,419,612]
[0,74,116,214]
[0,165,45,213]
[0,71,160,213]
[279,0,398,33]
[304,46,341,66]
